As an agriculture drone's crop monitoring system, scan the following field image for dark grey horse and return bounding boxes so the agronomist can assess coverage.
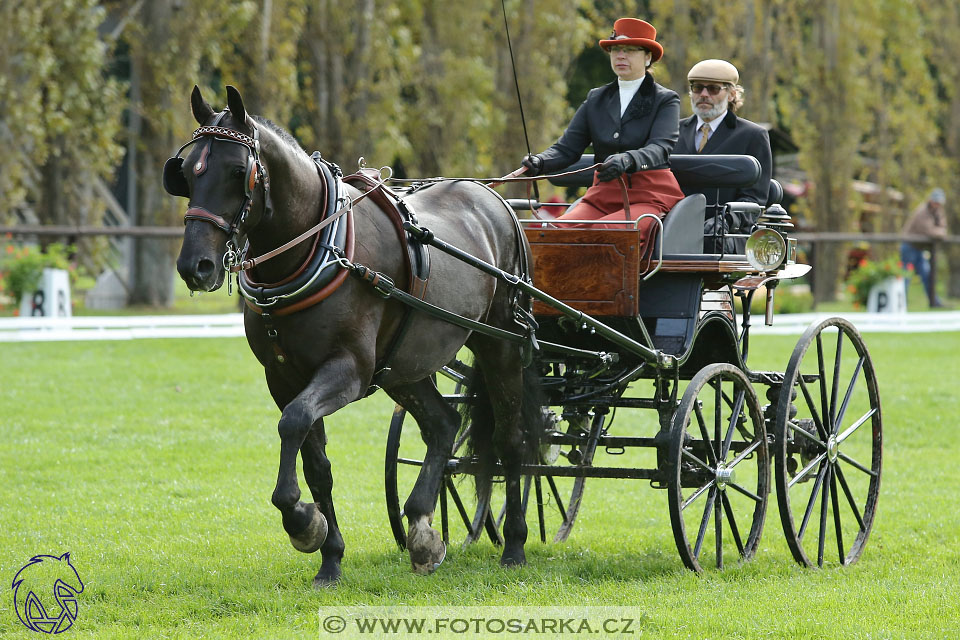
[170,86,539,586]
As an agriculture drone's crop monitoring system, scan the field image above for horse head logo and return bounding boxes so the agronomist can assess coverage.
[11,553,84,634]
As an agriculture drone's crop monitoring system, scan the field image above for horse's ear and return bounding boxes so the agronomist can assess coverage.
[191,85,214,125]
[225,85,247,124]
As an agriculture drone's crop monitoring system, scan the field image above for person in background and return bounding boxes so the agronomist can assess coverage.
[901,188,948,307]
[674,59,773,252]
[519,18,684,228]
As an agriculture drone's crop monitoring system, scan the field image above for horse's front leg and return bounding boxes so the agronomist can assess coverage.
[269,355,365,579]
[300,422,344,587]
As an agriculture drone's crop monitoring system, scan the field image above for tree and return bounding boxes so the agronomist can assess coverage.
[919,0,960,298]
[118,0,256,305]
[0,1,124,231]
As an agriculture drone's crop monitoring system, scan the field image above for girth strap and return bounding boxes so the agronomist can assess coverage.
[343,171,433,384]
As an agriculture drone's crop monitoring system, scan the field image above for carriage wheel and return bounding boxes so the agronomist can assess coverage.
[384,360,597,547]
[459,409,598,545]
[517,407,600,544]
[384,361,500,549]
[774,318,882,568]
[668,363,770,572]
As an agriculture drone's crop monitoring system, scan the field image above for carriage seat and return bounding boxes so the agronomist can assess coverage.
[658,193,705,254]
[548,154,778,207]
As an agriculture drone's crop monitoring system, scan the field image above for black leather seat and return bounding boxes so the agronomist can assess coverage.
[548,154,781,255]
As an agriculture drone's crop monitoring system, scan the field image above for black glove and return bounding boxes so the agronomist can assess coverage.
[723,210,738,232]
[597,153,635,182]
[521,154,544,176]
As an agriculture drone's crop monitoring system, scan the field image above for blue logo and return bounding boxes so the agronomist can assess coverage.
[11,553,84,634]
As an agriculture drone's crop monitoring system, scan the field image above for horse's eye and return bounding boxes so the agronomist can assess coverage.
[233,167,246,179]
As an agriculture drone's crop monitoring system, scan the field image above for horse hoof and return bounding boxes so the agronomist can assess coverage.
[312,558,342,588]
[500,550,526,568]
[313,572,341,589]
[407,522,445,574]
[289,503,328,554]
[411,542,445,575]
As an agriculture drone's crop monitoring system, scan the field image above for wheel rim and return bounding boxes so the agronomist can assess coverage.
[385,360,596,547]
[668,363,770,572]
[528,409,599,543]
[384,361,499,549]
[775,318,882,568]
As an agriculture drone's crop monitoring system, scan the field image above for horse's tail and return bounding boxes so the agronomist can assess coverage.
[463,357,545,500]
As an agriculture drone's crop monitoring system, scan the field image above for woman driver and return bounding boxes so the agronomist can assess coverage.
[520,18,684,228]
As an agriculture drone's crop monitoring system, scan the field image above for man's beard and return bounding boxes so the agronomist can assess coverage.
[690,95,728,121]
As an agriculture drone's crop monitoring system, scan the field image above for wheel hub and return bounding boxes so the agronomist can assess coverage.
[716,463,736,490]
[827,435,839,463]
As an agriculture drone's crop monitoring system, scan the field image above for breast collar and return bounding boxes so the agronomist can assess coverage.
[239,153,354,316]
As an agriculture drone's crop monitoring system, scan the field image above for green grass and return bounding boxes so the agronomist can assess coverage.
[1,332,958,638]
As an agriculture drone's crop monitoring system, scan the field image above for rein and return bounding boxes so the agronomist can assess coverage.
[391,162,635,224]
[227,163,394,275]
[386,163,602,187]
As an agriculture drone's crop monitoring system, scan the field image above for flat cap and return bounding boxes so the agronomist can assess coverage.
[687,59,739,84]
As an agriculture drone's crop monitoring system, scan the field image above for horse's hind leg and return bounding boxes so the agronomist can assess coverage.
[472,340,528,567]
[300,421,345,587]
[387,379,460,574]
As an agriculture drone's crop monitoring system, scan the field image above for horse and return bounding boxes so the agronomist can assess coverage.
[168,85,540,586]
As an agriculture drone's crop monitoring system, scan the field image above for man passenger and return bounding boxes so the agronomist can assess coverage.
[674,59,773,253]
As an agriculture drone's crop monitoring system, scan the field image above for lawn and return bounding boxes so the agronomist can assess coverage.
[1,331,958,638]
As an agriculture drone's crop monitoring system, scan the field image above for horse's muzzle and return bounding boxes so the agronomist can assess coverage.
[176,251,225,292]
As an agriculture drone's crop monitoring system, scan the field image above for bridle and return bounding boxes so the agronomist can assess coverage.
[163,109,270,243]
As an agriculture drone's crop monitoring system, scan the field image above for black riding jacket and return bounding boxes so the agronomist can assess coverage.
[537,73,680,174]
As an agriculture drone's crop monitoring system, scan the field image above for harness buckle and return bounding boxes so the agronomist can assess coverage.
[223,242,241,296]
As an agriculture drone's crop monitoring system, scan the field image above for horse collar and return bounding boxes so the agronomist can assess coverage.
[237,154,354,316]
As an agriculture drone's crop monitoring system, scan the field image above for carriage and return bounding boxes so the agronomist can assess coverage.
[384,153,882,572]
[172,86,881,583]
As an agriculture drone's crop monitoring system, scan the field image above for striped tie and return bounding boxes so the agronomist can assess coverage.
[697,123,711,153]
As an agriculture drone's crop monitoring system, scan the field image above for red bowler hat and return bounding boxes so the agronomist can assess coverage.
[599,18,663,62]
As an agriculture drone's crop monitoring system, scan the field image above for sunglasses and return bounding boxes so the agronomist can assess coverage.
[608,45,645,54]
[689,83,728,95]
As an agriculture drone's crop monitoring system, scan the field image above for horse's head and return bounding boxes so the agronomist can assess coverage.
[167,85,269,292]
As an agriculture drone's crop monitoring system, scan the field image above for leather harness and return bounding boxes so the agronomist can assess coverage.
[238,160,434,379]
[170,114,533,381]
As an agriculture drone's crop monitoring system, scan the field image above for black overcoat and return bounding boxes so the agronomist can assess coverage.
[674,110,773,211]
[538,74,680,174]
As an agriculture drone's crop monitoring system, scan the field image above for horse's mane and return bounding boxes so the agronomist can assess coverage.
[252,115,305,155]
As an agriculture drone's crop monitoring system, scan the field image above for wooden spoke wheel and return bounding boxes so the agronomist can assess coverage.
[774,318,882,568]
[384,360,599,548]
[384,360,500,549]
[668,363,770,572]
[519,408,600,544]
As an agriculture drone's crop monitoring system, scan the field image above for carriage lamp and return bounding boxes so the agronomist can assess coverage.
[754,203,797,266]
[745,228,787,272]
